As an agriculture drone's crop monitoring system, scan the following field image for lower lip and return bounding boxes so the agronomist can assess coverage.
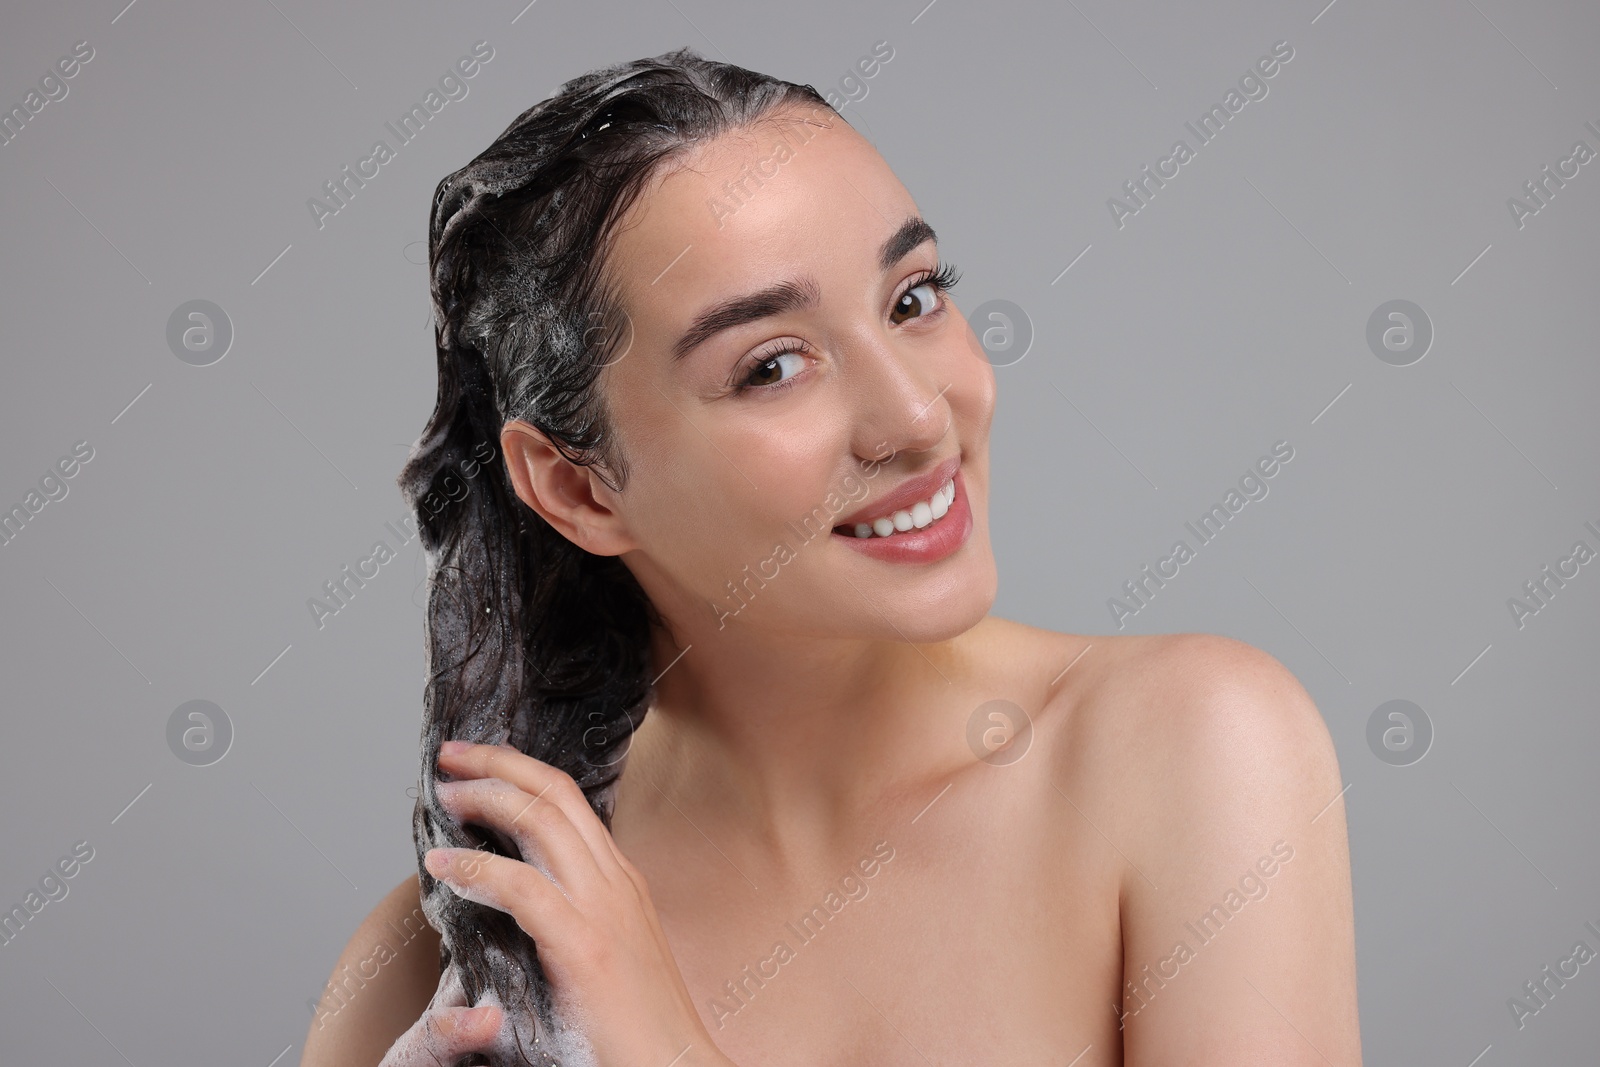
[831,467,974,564]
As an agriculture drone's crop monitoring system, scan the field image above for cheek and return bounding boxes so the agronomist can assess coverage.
[975,356,997,424]
[724,475,855,605]
[578,368,824,604]
[625,429,833,583]
[946,331,997,433]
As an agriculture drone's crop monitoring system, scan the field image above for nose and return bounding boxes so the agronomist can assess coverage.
[846,333,954,462]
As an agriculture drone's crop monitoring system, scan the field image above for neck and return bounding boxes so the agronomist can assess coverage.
[618,616,996,859]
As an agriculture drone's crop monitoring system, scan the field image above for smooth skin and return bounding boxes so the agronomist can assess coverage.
[302,103,1360,1066]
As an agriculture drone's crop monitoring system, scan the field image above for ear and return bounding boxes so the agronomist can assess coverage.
[499,419,636,557]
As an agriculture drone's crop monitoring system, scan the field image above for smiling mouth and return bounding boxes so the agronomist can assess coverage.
[833,476,958,539]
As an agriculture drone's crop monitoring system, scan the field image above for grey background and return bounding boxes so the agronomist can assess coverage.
[1,0,1596,1063]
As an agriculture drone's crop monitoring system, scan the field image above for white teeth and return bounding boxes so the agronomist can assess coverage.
[842,478,956,538]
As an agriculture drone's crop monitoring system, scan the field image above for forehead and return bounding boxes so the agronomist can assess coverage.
[603,110,919,321]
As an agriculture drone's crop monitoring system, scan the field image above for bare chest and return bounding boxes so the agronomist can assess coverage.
[644,772,1126,1066]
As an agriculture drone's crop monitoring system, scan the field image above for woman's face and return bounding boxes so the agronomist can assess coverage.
[589,103,998,645]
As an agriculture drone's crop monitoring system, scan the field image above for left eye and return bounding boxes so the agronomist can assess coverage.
[744,349,807,388]
[890,281,941,324]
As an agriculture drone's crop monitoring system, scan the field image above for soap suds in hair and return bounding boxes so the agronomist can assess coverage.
[401,44,831,1066]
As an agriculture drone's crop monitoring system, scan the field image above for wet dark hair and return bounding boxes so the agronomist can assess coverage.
[397,46,833,1065]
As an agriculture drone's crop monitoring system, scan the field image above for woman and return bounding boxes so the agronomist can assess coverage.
[301,47,1360,1067]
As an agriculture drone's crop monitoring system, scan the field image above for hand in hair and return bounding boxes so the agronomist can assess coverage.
[425,740,734,1067]
[378,1002,504,1066]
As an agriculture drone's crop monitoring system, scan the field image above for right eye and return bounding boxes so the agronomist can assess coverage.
[744,349,805,388]
[734,342,814,395]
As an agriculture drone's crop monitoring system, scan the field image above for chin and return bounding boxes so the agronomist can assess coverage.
[876,545,999,645]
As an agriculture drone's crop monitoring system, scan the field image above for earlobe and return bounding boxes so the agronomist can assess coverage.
[498,420,636,557]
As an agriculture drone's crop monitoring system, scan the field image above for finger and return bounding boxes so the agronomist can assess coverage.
[439,740,646,900]
[433,1004,503,1044]
[425,846,582,953]
[381,1005,503,1066]
[467,741,645,886]
[434,778,608,899]
[438,741,626,876]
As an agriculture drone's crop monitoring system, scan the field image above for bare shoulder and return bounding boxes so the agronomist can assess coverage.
[299,873,442,1067]
[1044,630,1339,794]
[979,621,1332,762]
[1036,631,1361,1062]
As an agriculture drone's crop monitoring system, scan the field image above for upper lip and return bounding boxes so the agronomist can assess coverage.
[832,455,961,529]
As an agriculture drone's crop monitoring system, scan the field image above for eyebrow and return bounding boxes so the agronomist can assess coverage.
[669,215,938,362]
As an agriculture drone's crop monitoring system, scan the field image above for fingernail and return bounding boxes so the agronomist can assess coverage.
[424,849,453,877]
[465,1005,499,1028]
[440,740,470,756]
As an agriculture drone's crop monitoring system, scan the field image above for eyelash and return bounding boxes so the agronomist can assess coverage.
[731,260,962,396]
